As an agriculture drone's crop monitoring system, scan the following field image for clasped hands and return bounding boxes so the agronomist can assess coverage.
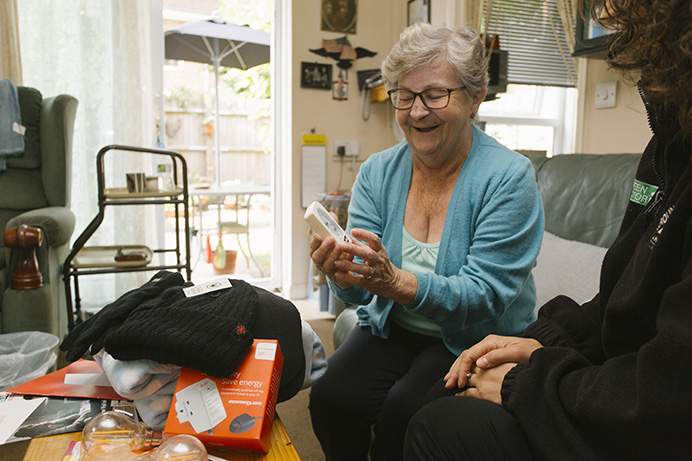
[444,334,543,405]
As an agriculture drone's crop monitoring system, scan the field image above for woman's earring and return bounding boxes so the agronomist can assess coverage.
[470,113,476,119]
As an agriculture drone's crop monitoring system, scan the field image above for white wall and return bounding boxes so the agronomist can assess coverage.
[576,59,650,154]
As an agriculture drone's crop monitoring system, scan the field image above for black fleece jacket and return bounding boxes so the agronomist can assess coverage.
[501,93,692,460]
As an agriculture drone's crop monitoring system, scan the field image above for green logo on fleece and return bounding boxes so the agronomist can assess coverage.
[630,179,658,206]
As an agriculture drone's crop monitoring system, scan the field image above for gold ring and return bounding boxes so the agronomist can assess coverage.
[366,266,375,279]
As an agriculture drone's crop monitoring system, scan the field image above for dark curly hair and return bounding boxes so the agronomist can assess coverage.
[594,0,692,137]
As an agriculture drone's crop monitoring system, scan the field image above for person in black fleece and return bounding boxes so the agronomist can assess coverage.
[403,0,692,459]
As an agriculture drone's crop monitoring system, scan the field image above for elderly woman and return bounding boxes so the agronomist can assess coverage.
[404,0,692,460]
[308,23,544,461]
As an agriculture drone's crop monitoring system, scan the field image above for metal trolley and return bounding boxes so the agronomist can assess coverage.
[63,145,192,330]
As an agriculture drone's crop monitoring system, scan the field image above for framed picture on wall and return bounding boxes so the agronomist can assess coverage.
[321,0,358,34]
[301,62,333,90]
[407,0,430,26]
[332,71,348,101]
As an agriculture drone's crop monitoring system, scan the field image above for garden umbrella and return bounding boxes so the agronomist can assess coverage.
[165,18,270,185]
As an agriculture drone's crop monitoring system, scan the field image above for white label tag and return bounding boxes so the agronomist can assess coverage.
[64,372,112,387]
[255,342,277,361]
[183,278,232,298]
[12,122,25,135]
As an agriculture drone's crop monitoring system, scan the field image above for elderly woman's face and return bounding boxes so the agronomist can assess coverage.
[396,58,484,162]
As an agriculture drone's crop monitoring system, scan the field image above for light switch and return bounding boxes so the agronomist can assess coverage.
[595,81,617,109]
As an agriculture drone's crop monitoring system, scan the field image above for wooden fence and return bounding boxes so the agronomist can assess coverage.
[163,98,271,185]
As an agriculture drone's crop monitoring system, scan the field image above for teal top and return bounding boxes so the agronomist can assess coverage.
[389,228,441,337]
[329,126,545,355]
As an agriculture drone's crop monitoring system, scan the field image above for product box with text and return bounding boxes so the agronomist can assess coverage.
[164,340,284,453]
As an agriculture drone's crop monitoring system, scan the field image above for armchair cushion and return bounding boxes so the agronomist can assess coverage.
[530,154,639,247]
[533,231,606,310]
[6,207,75,247]
[41,94,77,206]
[0,171,48,211]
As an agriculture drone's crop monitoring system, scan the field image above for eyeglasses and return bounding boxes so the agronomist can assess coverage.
[387,87,466,110]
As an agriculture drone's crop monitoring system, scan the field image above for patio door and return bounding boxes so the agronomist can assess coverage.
[161,0,282,289]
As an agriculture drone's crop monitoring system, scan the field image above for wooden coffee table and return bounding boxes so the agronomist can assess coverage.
[9,416,298,460]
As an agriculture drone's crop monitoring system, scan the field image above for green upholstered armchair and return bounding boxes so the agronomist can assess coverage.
[0,86,78,338]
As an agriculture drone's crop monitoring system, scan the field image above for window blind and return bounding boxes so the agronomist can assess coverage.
[484,0,577,87]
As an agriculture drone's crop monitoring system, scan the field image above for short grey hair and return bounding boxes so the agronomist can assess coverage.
[381,23,489,96]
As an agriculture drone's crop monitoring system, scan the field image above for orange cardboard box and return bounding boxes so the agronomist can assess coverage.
[164,340,284,453]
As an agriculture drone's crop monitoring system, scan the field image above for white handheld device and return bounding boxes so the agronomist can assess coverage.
[304,200,352,243]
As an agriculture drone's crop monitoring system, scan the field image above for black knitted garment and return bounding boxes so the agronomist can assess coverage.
[60,271,187,362]
[104,278,257,378]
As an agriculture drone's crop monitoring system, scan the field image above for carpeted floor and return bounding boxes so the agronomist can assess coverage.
[276,317,335,461]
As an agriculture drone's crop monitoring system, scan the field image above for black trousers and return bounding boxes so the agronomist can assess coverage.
[404,396,534,461]
[309,323,456,461]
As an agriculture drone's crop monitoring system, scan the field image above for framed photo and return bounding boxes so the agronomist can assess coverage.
[332,78,348,101]
[408,0,430,26]
[321,0,358,34]
[301,62,333,90]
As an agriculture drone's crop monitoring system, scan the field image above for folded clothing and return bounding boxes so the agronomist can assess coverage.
[301,320,328,389]
[94,350,180,429]
[62,272,326,413]
[94,350,180,400]
[0,79,25,170]
[60,271,188,362]
[104,279,257,378]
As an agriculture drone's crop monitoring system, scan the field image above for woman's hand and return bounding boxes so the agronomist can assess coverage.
[461,362,517,405]
[331,228,418,305]
[309,236,354,290]
[444,335,543,389]
[309,212,355,290]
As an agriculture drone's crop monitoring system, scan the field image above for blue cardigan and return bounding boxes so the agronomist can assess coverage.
[329,126,545,355]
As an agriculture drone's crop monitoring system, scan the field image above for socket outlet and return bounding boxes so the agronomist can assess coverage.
[334,140,359,157]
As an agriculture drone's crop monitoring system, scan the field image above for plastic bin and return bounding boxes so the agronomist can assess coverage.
[0,331,59,390]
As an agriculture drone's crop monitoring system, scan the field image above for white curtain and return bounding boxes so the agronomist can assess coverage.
[465,0,484,33]
[17,0,158,311]
[0,0,22,82]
